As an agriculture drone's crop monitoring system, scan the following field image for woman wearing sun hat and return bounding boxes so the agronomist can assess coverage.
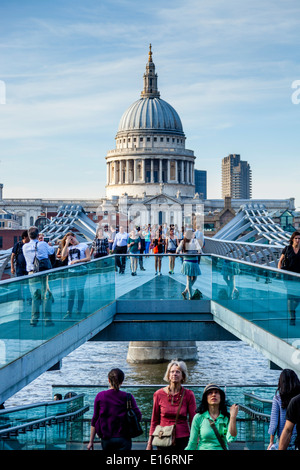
[185,384,239,450]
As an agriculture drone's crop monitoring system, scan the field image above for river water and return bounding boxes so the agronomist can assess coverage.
[4,340,280,408]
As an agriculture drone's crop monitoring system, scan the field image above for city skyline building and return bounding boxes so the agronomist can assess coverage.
[194,169,207,200]
[222,154,252,199]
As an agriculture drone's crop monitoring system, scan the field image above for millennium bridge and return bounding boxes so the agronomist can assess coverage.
[0,249,300,449]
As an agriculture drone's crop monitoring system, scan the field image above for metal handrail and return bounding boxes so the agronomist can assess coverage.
[210,252,300,278]
[243,392,273,404]
[0,405,89,439]
[2,251,300,287]
[238,404,270,422]
[0,393,86,416]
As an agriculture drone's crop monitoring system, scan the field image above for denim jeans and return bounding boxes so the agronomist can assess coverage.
[115,246,127,273]
[28,275,52,325]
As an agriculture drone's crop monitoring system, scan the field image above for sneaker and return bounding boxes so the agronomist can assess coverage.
[232,288,239,299]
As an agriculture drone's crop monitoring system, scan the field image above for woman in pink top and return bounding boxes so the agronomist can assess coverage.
[146,360,196,451]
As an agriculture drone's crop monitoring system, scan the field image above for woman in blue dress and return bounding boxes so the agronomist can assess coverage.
[177,230,202,300]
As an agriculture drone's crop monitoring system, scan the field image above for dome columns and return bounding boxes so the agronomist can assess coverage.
[106,156,194,195]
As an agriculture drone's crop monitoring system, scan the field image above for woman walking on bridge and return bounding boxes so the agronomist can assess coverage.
[152,228,164,276]
[268,368,300,450]
[61,232,91,319]
[177,230,202,300]
[165,227,179,274]
[87,368,142,451]
[278,231,300,325]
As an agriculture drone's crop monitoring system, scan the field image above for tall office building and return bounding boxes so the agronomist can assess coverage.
[222,154,252,199]
[194,169,207,199]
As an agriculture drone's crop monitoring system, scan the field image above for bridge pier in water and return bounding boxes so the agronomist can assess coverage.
[126,341,198,363]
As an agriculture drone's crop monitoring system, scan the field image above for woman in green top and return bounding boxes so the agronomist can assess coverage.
[127,230,141,276]
[185,384,239,450]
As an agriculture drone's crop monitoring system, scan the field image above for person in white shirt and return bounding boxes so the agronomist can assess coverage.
[23,232,54,274]
[22,226,55,326]
[61,232,91,319]
[112,226,128,274]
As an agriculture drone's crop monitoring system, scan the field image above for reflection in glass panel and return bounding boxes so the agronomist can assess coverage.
[0,256,116,368]
[211,255,300,344]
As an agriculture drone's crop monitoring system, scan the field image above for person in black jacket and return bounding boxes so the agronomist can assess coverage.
[278,231,300,325]
[11,230,29,277]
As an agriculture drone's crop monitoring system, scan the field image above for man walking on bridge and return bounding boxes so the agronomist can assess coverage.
[23,226,55,326]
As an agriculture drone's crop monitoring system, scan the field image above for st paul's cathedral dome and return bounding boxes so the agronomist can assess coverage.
[105,45,195,199]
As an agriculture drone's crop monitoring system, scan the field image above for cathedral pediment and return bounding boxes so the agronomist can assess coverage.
[143,193,181,205]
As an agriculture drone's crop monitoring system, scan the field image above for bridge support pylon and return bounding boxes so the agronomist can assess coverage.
[126,341,198,363]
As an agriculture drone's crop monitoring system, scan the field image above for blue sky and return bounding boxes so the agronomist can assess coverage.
[1,0,300,207]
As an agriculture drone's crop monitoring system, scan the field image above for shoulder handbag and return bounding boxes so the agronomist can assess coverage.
[281,247,290,270]
[208,417,228,450]
[152,389,185,447]
[126,393,143,438]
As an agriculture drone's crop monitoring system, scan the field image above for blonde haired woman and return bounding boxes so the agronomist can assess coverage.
[61,232,91,319]
[146,360,196,451]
